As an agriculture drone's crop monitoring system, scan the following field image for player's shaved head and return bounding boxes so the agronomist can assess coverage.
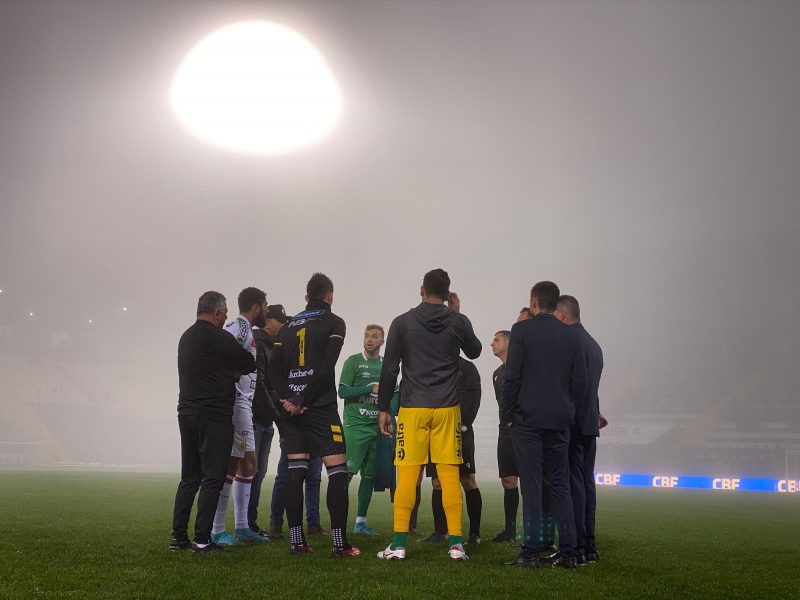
[557,295,581,321]
[495,330,511,339]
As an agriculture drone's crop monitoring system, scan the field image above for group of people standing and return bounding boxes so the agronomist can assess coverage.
[171,269,604,569]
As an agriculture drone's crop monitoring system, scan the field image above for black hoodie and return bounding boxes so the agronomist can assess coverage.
[378,302,481,411]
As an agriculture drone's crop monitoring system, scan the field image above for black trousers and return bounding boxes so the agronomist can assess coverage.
[569,431,598,554]
[511,424,577,557]
[172,414,233,544]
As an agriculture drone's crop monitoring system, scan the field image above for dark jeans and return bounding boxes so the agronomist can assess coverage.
[172,414,233,544]
[248,421,275,528]
[569,431,598,554]
[511,424,577,557]
[269,438,322,526]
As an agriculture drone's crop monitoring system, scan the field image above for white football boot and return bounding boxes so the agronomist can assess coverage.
[377,545,406,560]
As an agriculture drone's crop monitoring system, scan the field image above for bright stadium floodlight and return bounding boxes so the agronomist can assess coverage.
[170,21,343,155]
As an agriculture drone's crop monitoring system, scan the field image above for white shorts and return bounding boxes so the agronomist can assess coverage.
[231,405,255,458]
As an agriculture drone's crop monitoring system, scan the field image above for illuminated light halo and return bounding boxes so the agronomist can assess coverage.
[170,21,343,155]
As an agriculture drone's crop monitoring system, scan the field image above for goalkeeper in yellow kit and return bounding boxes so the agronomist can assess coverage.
[376,269,482,561]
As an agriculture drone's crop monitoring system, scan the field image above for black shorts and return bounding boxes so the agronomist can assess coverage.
[497,425,518,478]
[281,402,346,458]
[425,426,476,478]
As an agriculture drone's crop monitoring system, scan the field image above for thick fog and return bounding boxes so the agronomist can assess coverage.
[1,0,798,479]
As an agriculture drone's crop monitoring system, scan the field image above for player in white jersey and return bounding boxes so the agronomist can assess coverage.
[211,287,271,545]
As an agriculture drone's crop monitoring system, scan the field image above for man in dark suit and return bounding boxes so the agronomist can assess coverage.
[556,294,604,563]
[501,281,587,569]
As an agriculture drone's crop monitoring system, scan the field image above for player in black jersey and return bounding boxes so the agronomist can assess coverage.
[268,273,360,558]
[491,330,519,542]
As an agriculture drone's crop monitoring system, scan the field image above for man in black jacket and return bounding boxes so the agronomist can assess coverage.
[376,268,482,562]
[268,273,359,558]
[556,294,604,563]
[246,304,282,538]
[502,281,587,569]
[171,291,256,553]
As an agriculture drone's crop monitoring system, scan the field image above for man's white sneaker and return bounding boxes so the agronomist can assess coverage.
[448,545,469,561]
[377,545,406,560]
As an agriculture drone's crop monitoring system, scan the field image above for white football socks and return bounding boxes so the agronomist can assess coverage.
[212,476,233,535]
[233,475,253,530]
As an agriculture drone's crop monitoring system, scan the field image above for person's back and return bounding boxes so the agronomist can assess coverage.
[383,302,481,410]
[376,268,481,563]
[178,319,251,420]
[172,291,255,553]
[501,281,586,569]
[575,324,603,437]
[508,313,584,431]
[267,273,359,558]
[272,299,344,407]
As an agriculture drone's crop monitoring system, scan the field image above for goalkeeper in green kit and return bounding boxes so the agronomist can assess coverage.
[338,324,397,536]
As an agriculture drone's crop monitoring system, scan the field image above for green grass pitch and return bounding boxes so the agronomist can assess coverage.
[1,472,796,599]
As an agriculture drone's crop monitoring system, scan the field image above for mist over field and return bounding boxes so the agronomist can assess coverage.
[1,0,799,480]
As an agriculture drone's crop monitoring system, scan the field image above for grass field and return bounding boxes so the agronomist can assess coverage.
[1,472,797,599]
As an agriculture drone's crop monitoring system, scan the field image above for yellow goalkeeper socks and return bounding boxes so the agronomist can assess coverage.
[436,463,463,541]
[391,464,421,549]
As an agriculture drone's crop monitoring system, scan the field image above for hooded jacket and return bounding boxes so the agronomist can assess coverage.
[378,302,481,411]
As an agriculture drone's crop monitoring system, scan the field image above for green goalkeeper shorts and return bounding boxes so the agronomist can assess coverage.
[344,424,379,478]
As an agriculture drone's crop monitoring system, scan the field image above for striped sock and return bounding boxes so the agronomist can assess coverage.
[326,463,349,549]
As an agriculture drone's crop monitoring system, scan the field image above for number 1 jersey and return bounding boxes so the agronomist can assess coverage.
[271,300,346,408]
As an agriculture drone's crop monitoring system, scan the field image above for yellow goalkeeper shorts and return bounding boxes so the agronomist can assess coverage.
[394,406,463,466]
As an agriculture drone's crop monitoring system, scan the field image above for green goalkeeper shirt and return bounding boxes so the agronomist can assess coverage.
[338,352,393,428]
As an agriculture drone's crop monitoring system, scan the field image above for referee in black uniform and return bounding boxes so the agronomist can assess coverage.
[172,291,256,553]
[490,330,519,542]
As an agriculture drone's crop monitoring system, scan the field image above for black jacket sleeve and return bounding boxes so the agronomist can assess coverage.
[459,314,482,360]
[569,331,588,418]
[222,330,256,375]
[378,316,403,412]
[501,323,524,424]
[458,360,482,427]
[268,336,292,400]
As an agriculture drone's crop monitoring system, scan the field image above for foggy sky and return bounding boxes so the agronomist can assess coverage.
[1,0,799,473]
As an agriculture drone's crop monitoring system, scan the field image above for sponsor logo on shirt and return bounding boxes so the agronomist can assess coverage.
[288,368,315,378]
[290,310,325,326]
